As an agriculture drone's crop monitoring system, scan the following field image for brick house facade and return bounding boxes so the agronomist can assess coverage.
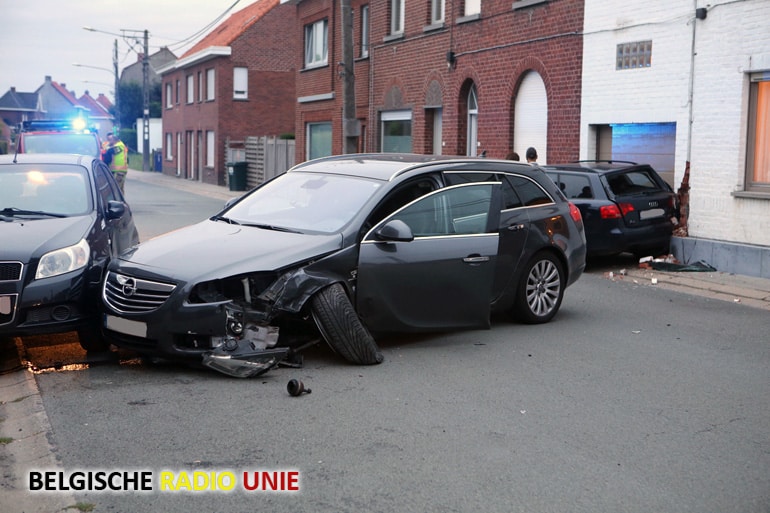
[285,0,583,164]
[158,0,297,185]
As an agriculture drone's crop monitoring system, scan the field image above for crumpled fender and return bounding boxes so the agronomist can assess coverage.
[261,245,359,315]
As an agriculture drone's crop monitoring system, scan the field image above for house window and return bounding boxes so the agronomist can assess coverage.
[175,80,180,104]
[206,69,215,101]
[391,0,405,35]
[304,19,328,69]
[381,110,412,153]
[186,75,194,104]
[307,122,332,160]
[746,73,770,192]
[198,72,203,102]
[165,83,172,108]
[616,41,652,70]
[165,133,173,160]
[361,5,370,58]
[466,84,479,156]
[464,0,481,16]
[206,131,215,168]
[233,67,248,100]
[431,0,445,24]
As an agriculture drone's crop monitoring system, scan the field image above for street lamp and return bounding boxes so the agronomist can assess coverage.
[83,27,150,172]
[72,38,120,133]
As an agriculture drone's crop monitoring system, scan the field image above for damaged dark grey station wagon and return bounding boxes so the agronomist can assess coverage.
[101,154,587,377]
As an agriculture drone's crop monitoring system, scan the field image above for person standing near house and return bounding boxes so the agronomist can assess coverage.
[106,134,128,193]
[525,147,539,165]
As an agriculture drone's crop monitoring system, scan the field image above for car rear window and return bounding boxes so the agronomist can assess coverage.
[606,169,663,195]
[21,133,100,157]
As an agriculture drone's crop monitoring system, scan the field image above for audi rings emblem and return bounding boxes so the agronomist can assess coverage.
[116,274,138,297]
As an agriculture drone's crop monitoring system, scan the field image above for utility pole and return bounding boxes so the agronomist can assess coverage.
[340,0,358,154]
[142,29,150,172]
[113,39,120,133]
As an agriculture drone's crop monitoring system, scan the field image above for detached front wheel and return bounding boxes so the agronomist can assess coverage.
[511,252,565,324]
[311,283,383,365]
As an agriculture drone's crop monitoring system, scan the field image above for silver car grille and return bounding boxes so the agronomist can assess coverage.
[0,262,23,282]
[103,271,176,314]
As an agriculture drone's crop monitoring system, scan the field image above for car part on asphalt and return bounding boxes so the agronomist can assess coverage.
[287,379,312,396]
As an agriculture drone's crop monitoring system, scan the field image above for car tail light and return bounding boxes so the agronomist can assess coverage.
[600,204,622,219]
[618,202,635,216]
[568,202,582,223]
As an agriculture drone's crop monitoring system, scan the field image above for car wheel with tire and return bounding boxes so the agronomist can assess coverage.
[77,323,110,352]
[311,283,384,365]
[511,252,565,324]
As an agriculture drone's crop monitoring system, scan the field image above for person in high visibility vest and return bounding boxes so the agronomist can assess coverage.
[105,133,129,193]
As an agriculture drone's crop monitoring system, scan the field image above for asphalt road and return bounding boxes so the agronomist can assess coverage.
[6,175,770,512]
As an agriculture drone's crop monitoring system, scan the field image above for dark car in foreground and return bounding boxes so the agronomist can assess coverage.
[543,161,678,257]
[101,154,587,377]
[0,154,138,351]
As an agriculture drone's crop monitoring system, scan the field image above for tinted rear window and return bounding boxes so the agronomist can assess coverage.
[606,169,663,195]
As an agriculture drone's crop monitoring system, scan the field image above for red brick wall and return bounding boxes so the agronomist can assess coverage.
[292,0,583,163]
[161,3,297,185]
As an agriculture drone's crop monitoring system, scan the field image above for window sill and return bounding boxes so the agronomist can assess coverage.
[301,63,328,72]
[383,32,405,43]
[456,13,481,25]
[512,0,549,10]
[732,190,770,200]
[423,22,445,33]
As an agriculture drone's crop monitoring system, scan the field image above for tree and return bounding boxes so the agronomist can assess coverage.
[114,82,162,128]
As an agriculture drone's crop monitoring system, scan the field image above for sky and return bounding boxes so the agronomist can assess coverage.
[0,0,251,101]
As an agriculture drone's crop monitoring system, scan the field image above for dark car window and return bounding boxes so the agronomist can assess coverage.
[555,173,593,199]
[94,162,120,210]
[606,169,661,195]
[366,177,437,228]
[0,164,91,215]
[505,175,553,207]
[444,171,523,210]
[226,172,383,234]
[388,183,494,237]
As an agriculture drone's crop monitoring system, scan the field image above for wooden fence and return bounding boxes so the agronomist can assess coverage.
[225,136,295,189]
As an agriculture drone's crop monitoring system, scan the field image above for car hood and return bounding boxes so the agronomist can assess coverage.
[0,215,93,262]
[116,219,345,282]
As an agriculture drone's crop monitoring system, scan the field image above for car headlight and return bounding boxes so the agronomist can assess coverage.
[35,239,90,279]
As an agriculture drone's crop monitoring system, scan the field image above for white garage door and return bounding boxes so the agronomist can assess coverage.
[514,71,548,163]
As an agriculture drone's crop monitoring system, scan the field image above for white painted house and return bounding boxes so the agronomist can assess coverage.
[581,0,770,278]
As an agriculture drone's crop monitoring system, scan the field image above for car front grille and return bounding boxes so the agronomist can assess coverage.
[103,271,176,314]
[0,262,23,282]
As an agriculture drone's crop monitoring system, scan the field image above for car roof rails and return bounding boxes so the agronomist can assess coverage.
[571,159,638,166]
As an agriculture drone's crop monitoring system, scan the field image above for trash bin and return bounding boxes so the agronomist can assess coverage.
[227,161,248,191]
[153,150,162,172]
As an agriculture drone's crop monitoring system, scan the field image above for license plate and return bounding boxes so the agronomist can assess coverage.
[0,295,10,315]
[105,315,147,338]
[640,208,665,220]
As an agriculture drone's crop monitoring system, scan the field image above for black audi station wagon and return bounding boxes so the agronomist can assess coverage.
[101,154,587,377]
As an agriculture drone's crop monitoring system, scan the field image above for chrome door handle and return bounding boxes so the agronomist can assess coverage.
[508,223,525,231]
[463,256,490,263]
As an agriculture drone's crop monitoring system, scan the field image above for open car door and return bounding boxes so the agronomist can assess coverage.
[357,182,501,333]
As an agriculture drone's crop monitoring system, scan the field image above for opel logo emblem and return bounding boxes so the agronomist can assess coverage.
[116,274,138,297]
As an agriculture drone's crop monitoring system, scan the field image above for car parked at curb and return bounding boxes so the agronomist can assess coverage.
[101,154,587,377]
[543,161,678,257]
[0,153,139,351]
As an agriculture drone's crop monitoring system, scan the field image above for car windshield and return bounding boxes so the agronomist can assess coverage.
[0,164,91,216]
[225,171,383,233]
[22,133,100,157]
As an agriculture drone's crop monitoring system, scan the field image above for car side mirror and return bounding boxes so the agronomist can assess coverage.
[374,219,414,242]
[106,200,126,220]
